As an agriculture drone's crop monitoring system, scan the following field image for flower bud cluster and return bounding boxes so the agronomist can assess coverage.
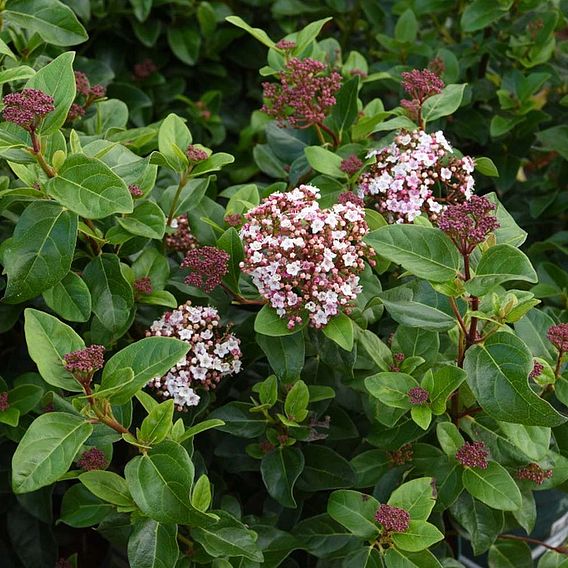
[134,276,153,296]
[2,88,54,131]
[128,184,144,197]
[407,386,429,405]
[67,72,106,123]
[340,155,364,176]
[262,58,341,128]
[77,448,107,471]
[133,59,157,80]
[516,463,553,485]
[146,302,242,410]
[358,130,475,223]
[186,144,208,162]
[438,195,499,254]
[240,184,374,329]
[455,441,489,469]
[389,444,413,465]
[547,323,568,354]
[0,392,9,412]
[165,214,198,252]
[181,246,229,293]
[63,345,106,381]
[400,68,444,122]
[375,504,410,533]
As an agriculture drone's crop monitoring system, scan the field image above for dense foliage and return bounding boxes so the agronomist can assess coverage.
[0,1,567,567]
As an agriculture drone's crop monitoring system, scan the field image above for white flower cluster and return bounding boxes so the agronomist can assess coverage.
[146,302,241,410]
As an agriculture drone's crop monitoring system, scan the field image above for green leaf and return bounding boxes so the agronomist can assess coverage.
[191,474,212,512]
[297,445,355,491]
[350,450,390,488]
[475,157,499,177]
[0,406,19,426]
[391,520,444,552]
[461,0,512,32]
[2,201,77,303]
[463,332,566,427]
[422,366,466,415]
[365,225,460,283]
[466,245,537,296]
[488,540,532,568]
[47,154,133,219]
[24,308,84,391]
[343,546,384,567]
[225,15,275,49]
[217,227,244,292]
[538,550,568,568]
[497,422,550,461]
[43,272,91,323]
[167,27,201,65]
[331,76,360,138]
[79,471,134,508]
[101,337,189,404]
[125,440,213,525]
[12,412,93,493]
[158,113,192,172]
[296,17,332,48]
[384,549,443,568]
[0,65,35,85]
[116,201,166,240]
[139,399,174,445]
[421,84,466,125]
[254,304,307,337]
[284,380,309,422]
[395,9,418,43]
[261,447,304,508]
[25,52,77,133]
[209,402,267,438]
[256,332,305,382]
[191,152,234,176]
[388,478,437,521]
[4,0,87,46]
[322,313,354,351]
[60,484,113,527]
[536,126,568,161]
[128,519,179,568]
[82,254,134,335]
[462,462,522,511]
[365,372,418,409]
[8,384,43,416]
[327,490,380,539]
[304,146,344,178]
[176,418,226,443]
[436,422,465,456]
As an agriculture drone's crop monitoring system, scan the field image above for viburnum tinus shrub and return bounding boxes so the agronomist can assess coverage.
[0,7,567,568]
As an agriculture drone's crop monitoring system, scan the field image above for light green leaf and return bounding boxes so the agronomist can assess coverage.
[304,146,344,178]
[261,447,304,508]
[43,272,91,323]
[80,471,134,508]
[139,399,174,445]
[128,519,179,568]
[322,313,354,351]
[327,490,380,539]
[225,15,275,49]
[422,84,466,125]
[254,304,307,337]
[388,478,437,521]
[463,461,522,511]
[391,520,444,552]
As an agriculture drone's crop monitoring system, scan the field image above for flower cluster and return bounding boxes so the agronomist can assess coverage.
[2,88,54,131]
[389,444,413,466]
[77,448,107,471]
[133,58,157,80]
[275,38,296,51]
[181,246,229,293]
[400,68,444,123]
[337,191,364,207]
[358,130,475,223]
[240,184,374,329]
[165,214,198,252]
[529,361,544,380]
[146,302,242,410]
[0,392,9,412]
[547,323,568,354]
[407,386,429,405]
[224,213,243,227]
[340,155,364,176]
[186,144,208,162]
[128,183,144,197]
[389,352,405,372]
[134,276,153,296]
[455,441,489,469]
[63,345,105,381]
[438,195,499,254]
[516,463,553,485]
[67,72,106,123]
[375,504,410,533]
[262,58,341,128]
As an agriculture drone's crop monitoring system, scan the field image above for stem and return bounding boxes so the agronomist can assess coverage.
[314,123,326,146]
[449,297,468,337]
[316,122,340,148]
[463,253,479,348]
[29,129,56,178]
[456,406,482,419]
[166,170,190,227]
[499,534,568,555]
[220,282,266,306]
[83,383,130,435]
[554,350,565,380]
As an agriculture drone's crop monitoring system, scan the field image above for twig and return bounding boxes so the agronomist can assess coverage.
[499,534,568,555]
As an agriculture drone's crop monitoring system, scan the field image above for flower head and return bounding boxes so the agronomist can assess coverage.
[262,58,341,128]
[240,184,375,329]
[400,68,444,122]
[133,58,157,80]
[358,130,475,223]
[181,246,230,293]
[0,392,9,412]
[375,504,410,533]
[2,88,54,130]
[75,71,90,97]
[407,386,429,405]
[456,441,489,469]
[275,39,296,51]
[224,213,243,227]
[77,448,107,471]
[128,184,144,197]
[63,345,105,379]
[516,463,553,485]
[67,103,86,122]
[134,276,153,296]
[388,444,413,466]
[529,361,544,380]
[438,195,499,253]
[186,145,208,162]
[146,302,241,410]
[547,323,568,353]
[340,155,364,176]
[89,84,106,99]
[337,191,364,207]
[166,214,198,252]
